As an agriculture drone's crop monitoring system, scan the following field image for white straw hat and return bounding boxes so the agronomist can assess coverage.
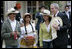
[24,13,31,16]
[6,8,19,16]
[42,9,52,17]
[23,13,32,18]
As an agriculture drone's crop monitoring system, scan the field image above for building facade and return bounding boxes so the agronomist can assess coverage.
[3,1,71,20]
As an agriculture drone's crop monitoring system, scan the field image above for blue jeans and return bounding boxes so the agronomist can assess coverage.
[43,41,53,48]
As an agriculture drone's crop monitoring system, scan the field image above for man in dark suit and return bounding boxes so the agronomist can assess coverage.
[62,5,71,45]
[50,3,70,48]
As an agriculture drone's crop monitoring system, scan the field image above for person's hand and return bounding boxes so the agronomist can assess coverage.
[15,31,20,35]
[10,32,16,37]
[52,24,60,30]
[11,32,16,35]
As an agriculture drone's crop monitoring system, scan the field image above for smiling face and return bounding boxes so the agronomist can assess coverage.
[43,15,49,21]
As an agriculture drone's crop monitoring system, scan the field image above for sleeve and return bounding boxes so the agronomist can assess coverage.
[39,24,43,47]
[58,13,70,32]
[20,27,25,38]
[51,25,57,40]
[17,22,21,37]
[32,23,36,31]
[33,32,38,46]
[1,22,11,39]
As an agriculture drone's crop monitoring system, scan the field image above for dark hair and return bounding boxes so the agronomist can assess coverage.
[43,16,52,23]
[14,6,17,9]
[23,15,34,34]
[65,5,69,9]
[23,15,31,24]
[49,17,52,22]
[39,5,47,10]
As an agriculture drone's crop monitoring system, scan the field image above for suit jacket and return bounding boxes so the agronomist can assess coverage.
[62,11,71,37]
[35,12,43,30]
[39,22,52,47]
[53,12,69,47]
[1,19,21,46]
[62,11,71,28]
[16,12,21,21]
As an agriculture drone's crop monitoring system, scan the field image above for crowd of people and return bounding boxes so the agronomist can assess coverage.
[1,3,71,48]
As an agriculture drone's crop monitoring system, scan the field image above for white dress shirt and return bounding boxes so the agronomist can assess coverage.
[55,11,59,17]
[9,19,16,31]
[65,11,69,19]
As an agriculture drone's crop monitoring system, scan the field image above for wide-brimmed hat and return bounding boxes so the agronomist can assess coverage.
[6,8,19,16]
[42,9,52,18]
[23,13,32,18]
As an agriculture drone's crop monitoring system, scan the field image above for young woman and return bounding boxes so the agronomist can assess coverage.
[39,10,53,48]
[19,13,37,48]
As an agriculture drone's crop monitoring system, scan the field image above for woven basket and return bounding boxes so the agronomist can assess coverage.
[20,36,35,46]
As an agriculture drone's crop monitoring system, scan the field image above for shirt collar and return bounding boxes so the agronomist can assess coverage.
[65,11,69,13]
[55,11,59,17]
[8,18,16,23]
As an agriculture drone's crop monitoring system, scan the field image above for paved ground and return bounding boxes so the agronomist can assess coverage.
[2,40,71,48]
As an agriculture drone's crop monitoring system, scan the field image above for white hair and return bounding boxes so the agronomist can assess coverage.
[51,3,59,10]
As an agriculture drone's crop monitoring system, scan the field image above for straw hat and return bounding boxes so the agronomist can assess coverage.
[23,13,32,18]
[51,17,63,27]
[42,9,52,17]
[50,17,63,40]
[6,8,19,16]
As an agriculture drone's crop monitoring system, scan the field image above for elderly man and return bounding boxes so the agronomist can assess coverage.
[50,3,69,48]
[1,8,21,48]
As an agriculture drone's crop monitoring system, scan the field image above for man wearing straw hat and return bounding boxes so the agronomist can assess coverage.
[1,8,21,48]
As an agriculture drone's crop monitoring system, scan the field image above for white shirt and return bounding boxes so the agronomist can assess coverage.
[20,23,37,46]
[9,19,16,31]
[55,11,59,17]
[20,23,35,35]
[65,11,69,19]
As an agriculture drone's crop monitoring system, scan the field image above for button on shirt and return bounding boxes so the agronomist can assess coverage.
[9,19,16,31]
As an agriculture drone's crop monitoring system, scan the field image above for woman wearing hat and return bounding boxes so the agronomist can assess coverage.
[19,13,38,48]
[39,10,54,48]
[1,8,21,48]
